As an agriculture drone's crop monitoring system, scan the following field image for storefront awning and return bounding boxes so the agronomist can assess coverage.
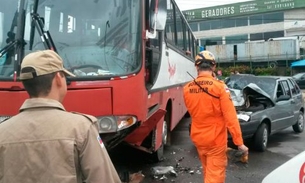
[291,59,305,67]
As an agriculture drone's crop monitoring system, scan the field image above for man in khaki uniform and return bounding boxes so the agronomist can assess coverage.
[0,50,121,183]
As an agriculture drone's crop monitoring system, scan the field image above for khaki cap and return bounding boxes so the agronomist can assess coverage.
[20,50,75,80]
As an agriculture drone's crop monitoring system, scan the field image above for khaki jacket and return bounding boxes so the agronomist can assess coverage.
[183,73,243,148]
[0,98,121,183]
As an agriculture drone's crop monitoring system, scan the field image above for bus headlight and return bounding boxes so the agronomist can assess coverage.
[97,115,137,133]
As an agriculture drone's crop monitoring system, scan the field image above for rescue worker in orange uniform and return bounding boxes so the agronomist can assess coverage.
[183,50,248,183]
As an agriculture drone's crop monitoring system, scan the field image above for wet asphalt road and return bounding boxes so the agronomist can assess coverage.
[109,117,305,183]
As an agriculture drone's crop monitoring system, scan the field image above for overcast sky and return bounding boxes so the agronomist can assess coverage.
[175,0,252,11]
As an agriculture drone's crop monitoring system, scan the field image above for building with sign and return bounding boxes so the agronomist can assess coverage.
[182,0,305,65]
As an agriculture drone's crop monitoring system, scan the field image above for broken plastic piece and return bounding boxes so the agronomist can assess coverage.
[196,170,201,174]
[152,166,177,176]
[159,175,167,180]
[170,170,178,177]
[177,157,184,161]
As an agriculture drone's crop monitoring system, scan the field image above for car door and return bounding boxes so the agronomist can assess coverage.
[272,81,295,130]
[287,78,303,123]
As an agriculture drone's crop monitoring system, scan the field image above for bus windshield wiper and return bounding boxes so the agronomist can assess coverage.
[0,10,18,58]
[0,40,18,58]
[30,12,57,52]
[29,0,39,50]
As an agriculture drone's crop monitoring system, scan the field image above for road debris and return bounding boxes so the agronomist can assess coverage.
[150,149,204,181]
[159,175,167,180]
[129,171,145,183]
[177,156,184,161]
[195,170,201,174]
[120,171,145,183]
[152,166,178,176]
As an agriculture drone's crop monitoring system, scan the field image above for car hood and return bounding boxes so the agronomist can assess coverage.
[230,83,275,107]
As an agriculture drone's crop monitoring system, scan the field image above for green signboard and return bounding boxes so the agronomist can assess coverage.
[183,0,305,20]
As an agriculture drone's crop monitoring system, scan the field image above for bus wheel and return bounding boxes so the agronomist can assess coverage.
[152,120,167,162]
[164,108,171,146]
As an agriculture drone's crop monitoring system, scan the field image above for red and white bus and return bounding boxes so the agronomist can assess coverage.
[0,0,197,161]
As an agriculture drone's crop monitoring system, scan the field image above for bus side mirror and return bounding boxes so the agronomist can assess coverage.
[146,0,167,39]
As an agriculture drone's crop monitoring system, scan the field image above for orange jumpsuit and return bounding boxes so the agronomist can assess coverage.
[183,73,244,183]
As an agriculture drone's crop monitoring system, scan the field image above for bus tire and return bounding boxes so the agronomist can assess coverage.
[152,120,167,162]
[164,107,171,146]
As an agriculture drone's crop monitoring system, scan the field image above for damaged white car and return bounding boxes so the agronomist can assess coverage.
[226,75,305,151]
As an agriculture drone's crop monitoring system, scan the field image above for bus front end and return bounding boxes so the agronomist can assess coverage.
[0,0,147,149]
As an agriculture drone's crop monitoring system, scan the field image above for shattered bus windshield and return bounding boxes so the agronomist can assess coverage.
[0,0,142,79]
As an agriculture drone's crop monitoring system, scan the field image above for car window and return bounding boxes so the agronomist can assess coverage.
[280,81,291,97]
[276,83,285,98]
[291,79,301,94]
[287,79,300,95]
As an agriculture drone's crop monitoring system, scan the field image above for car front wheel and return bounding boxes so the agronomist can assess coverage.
[253,123,268,152]
[292,111,304,133]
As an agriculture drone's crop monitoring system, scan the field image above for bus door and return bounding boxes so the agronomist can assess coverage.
[145,32,162,87]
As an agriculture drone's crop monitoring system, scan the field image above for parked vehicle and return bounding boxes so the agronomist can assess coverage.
[262,150,305,183]
[225,74,304,151]
[292,72,305,89]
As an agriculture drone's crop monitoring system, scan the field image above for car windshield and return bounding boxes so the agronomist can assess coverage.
[292,73,305,79]
[0,0,142,79]
[226,75,276,97]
